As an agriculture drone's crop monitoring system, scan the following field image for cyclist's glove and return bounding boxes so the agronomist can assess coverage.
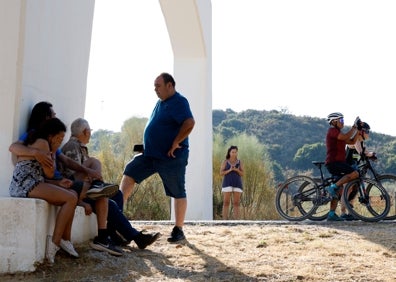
[369,152,377,161]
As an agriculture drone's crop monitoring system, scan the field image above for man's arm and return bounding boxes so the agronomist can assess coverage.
[9,140,53,167]
[57,153,102,180]
[168,117,195,158]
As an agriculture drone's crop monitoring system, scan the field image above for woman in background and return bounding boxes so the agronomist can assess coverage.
[220,145,244,219]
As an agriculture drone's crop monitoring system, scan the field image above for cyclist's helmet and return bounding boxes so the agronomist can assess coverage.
[327,112,344,124]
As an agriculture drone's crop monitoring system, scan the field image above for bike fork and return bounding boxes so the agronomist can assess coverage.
[358,180,369,205]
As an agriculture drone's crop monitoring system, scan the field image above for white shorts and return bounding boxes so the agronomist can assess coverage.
[222,186,243,193]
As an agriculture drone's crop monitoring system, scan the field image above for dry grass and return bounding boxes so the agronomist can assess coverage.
[2,220,396,281]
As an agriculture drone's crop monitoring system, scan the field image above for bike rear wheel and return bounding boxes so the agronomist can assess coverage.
[343,178,390,222]
[275,176,319,221]
[372,174,396,220]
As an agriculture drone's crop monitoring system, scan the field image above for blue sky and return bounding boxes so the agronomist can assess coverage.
[85,0,396,136]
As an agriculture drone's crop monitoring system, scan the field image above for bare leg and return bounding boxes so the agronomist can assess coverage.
[78,181,91,201]
[174,198,187,228]
[232,192,242,219]
[29,183,78,245]
[84,157,101,172]
[340,194,347,215]
[120,175,136,204]
[62,189,79,241]
[335,171,359,187]
[329,187,343,212]
[222,192,231,220]
[330,197,339,211]
[74,157,101,182]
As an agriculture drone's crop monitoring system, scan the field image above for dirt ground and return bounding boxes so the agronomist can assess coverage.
[2,220,396,282]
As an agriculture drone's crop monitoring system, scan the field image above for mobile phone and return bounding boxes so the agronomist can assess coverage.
[133,144,144,152]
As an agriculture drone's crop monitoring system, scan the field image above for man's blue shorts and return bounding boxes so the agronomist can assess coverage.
[123,153,188,199]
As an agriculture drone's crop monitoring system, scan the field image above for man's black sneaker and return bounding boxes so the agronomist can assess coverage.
[86,180,119,200]
[134,231,161,249]
[167,226,186,243]
[89,236,123,256]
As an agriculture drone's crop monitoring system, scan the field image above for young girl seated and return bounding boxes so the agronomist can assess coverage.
[9,118,79,263]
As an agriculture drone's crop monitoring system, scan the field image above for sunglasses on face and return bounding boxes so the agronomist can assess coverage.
[338,118,344,124]
[362,129,370,134]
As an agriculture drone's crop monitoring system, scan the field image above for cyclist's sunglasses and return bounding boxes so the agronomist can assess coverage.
[362,129,370,134]
[338,118,344,123]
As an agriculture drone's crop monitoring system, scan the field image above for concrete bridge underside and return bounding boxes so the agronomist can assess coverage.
[0,0,212,273]
[0,0,212,219]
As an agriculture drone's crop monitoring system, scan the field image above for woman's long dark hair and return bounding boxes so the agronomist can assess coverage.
[27,101,53,132]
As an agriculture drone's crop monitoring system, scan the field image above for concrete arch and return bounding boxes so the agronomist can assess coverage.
[1,0,212,220]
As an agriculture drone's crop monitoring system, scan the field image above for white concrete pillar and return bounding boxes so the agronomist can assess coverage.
[0,0,95,196]
[0,0,24,196]
[160,0,213,220]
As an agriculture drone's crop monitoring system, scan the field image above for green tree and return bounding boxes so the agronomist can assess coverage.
[293,142,326,171]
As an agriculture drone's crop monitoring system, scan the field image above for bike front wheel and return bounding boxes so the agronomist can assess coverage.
[343,178,390,222]
[275,176,319,221]
[371,174,396,220]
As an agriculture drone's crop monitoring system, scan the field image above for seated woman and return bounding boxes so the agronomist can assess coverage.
[9,118,79,264]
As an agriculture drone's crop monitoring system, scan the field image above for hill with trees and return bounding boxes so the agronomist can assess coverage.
[213,109,396,182]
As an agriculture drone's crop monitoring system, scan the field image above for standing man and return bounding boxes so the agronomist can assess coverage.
[120,72,195,243]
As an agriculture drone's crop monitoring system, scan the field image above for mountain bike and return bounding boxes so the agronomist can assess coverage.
[275,155,391,222]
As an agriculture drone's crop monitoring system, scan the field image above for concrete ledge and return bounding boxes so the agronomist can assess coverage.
[0,197,97,274]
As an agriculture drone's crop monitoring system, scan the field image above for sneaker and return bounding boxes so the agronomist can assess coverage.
[46,235,60,264]
[340,213,355,221]
[134,231,161,249]
[167,226,186,243]
[89,236,123,256]
[110,232,130,247]
[326,183,339,199]
[86,180,119,200]
[327,213,345,221]
[60,239,79,258]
